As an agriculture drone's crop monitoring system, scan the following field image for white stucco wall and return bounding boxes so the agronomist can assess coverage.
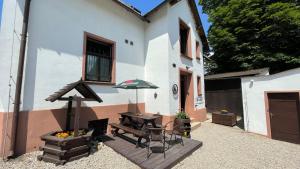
[1,0,146,111]
[144,0,206,116]
[0,0,206,116]
[167,0,206,116]
[242,68,300,135]
[144,5,170,115]
[0,0,25,112]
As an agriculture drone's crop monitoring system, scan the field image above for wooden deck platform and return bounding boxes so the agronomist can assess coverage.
[102,134,202,169]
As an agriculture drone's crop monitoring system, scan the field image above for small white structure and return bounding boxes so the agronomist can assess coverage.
[0,0,208,157]
[242,68,300,142]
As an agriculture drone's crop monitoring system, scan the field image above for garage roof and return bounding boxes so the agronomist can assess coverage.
[205,68,270,80]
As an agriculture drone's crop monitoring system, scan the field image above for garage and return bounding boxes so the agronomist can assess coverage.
[241,67,300,143]
[205,68,270,129]
[267,93,300,144]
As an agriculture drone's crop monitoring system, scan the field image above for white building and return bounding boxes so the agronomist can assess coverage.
[0,0,208,157]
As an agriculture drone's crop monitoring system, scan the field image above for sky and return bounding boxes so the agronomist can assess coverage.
[122,0,211,35]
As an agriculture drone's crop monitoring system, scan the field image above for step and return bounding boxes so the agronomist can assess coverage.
[191,121,201,131]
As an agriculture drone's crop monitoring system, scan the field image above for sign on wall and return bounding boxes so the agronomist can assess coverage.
[195,95,204,107]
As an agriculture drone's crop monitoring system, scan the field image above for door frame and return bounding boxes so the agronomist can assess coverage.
[264,91,300,138]
[179,68,194,115]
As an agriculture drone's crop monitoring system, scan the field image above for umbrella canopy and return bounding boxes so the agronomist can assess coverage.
[113,79,158,114]
[114,79,158,89]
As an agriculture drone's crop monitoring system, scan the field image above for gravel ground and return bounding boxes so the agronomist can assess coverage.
[1,121,299,169]
[0,143,139,169]
[174,121,300,169]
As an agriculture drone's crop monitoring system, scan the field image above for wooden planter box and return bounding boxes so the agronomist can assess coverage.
[37,129,93,165]
[212,112,237,126]
[174,118,191,138]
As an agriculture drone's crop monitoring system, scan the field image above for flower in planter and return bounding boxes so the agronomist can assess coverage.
[55,132,69,139]
[54,130,87,139]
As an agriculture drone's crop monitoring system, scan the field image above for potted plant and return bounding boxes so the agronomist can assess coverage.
[175,110,191,123]
[174,110,191,138]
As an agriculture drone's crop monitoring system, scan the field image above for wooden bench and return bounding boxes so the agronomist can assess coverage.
[110,123,149,147]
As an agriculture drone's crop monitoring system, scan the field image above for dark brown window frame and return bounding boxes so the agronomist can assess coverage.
[196,41,201,60]
[82,32,116,85]
[179,18,192,60]
[197,76,202,96]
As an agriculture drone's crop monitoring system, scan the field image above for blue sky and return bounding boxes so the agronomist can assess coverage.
[123,0,211,35]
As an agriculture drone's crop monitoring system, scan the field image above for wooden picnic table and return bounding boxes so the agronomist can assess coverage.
[110,112,160,147]
[119,112,159,130]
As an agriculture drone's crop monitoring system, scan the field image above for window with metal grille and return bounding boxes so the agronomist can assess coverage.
[85,38,113,82]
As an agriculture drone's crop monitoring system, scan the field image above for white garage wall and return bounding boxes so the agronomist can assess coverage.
[242,68,300,135]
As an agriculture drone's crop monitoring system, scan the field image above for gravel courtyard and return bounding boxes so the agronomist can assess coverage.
[1,121,299,169]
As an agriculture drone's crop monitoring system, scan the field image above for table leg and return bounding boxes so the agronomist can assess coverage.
[151,120,157,128]
[120,115,126,125]
[136,137,142,148]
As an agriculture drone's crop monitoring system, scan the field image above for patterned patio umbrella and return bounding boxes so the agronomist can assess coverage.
[114,79,158,113]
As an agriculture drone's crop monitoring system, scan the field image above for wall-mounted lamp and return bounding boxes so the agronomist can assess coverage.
[154,92,158,99]
[249,79,254,88]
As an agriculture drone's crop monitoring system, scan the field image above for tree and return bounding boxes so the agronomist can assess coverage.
[200,0,300,73]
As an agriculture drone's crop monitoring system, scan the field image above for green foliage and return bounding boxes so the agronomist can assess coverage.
[200,0,300,73]
[176,111,189,119]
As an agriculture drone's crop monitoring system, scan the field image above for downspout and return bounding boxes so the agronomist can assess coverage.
[9,0,31,158]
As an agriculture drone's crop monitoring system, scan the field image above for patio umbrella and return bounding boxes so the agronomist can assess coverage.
[113,79,158,114]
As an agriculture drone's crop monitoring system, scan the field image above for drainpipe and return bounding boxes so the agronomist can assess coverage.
[9,0,31,158]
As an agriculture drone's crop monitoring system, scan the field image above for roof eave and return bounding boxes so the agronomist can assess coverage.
[112,0,150,23]
[205,68,270,80]
[144,0,209,53]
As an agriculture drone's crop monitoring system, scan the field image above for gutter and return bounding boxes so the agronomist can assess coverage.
[9,0,31,158]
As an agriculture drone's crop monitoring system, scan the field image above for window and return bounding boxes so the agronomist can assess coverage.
[179,19,192,59]
[197,76,202,96]
[196,41,201,60]
[83,32,115,84]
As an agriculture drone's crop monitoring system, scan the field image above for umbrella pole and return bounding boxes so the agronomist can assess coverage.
[74,96,81,137]
[136,89,138,114]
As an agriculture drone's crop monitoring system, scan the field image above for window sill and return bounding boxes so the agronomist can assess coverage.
[181,54,193,60]
[84,80,116,86]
